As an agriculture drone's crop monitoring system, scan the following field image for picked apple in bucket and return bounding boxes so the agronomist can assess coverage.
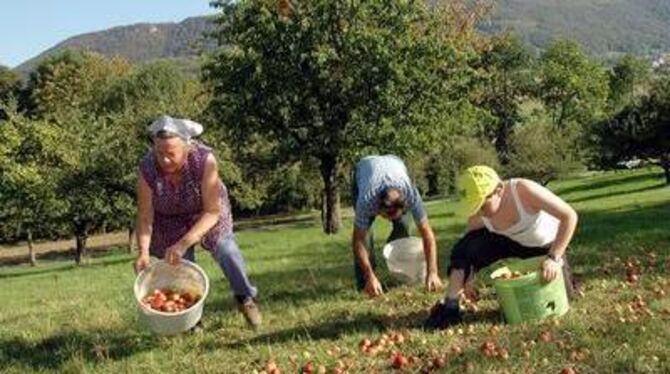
[493,269,529,280]
[141,288,201,313]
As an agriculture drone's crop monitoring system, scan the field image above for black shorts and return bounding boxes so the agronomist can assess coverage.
[448,229,579,299]
[448,228,549,280]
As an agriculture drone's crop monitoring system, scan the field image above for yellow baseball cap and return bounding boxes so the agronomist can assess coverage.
[457,165,501,217]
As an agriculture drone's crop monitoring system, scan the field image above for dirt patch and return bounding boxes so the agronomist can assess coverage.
[0,212,325,265]
[0,232,131,265]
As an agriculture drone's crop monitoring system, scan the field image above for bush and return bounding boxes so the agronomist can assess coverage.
[415,137,500,198]
[506,122,583,184]
[266,162,321,213]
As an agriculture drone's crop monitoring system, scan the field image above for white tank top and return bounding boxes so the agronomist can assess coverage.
[481,179,559,248]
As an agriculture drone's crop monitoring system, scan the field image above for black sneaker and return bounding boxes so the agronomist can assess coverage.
[424,299,462,330]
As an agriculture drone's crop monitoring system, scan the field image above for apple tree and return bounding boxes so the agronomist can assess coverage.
[204,0,480,233]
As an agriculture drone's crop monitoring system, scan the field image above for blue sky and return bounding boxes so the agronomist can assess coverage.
[0,1,217,68]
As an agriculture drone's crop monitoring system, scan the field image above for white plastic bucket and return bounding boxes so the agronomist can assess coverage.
[382,237,426,285]
[133,259,210,335]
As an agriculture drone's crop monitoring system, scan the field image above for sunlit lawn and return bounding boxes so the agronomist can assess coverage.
[1,168,669,373]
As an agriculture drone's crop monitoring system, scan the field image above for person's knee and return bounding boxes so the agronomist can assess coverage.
[448,230,491,275]
[449,239,471,269]
[215,237,239,261]
[449,268,465,280]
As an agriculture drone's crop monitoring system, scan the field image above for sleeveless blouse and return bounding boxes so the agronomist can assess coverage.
[139,143,233,257]
[481,179,559,248]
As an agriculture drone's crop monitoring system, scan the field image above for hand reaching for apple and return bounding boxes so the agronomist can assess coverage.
[134,254,150,274]
[425,272,443,292]
[364,273,384,297]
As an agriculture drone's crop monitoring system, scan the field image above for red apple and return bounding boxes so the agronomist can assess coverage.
[302,361,314,374]
[391,352,408,369]
[539,330,552,343]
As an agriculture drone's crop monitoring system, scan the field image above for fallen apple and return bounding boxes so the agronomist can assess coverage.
[432,356,446,369]
[539,330,552,343]
[391,352,409,369]
[301,361,314,374]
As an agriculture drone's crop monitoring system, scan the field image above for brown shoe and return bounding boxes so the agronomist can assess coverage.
[236,297,261,328]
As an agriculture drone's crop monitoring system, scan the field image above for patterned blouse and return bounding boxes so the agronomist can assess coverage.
[139,143,233,257]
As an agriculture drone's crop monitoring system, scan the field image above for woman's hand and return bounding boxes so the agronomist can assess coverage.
[134,254,150,274]
[425,272,443,292]
[542,257,562,281]
[165,243,187,265]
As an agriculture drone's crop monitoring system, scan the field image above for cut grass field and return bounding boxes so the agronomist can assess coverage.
[1,168,669,373]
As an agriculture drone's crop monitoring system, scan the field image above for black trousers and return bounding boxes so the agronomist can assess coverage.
[448,229,576,298]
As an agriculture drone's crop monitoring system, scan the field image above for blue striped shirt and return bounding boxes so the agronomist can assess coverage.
[354,155,427,229]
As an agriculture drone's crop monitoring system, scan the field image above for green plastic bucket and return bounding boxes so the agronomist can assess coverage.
[490,256,569,324]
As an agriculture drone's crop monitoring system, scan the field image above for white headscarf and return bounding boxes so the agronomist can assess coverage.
[148,115,204,141]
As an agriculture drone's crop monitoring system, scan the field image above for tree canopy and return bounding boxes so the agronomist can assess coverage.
[204,0,482,233]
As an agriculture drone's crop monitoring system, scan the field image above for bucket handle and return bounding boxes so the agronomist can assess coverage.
[546,301,556,311]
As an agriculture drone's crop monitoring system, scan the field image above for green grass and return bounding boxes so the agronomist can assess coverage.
[1,168,669,373]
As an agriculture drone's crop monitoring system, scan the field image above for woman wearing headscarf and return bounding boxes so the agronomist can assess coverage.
[133,115,261,328]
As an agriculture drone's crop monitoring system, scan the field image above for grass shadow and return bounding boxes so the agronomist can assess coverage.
[218,311,388,349]
[553,170,663,196]
[564,183,667,204]
[0,328,157,371]
[206,263,353,313]
[426,210,457,221]
[235,215,318,231]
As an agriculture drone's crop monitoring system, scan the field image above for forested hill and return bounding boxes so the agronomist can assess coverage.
[13,1,670,74]
[14,16,217,75]
[482,0,670,57]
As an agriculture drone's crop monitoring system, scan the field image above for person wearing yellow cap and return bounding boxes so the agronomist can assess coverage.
[424,165,579,329]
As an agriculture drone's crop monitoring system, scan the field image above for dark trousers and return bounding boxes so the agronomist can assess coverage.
[352,168,412,290]
[448,229,576,298]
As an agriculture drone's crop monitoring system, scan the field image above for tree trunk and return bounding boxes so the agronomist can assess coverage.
[495,119,512,165]
[74,231,88,265]
[27,229,36,267]
[319,155,341,234]
[496,70,512,165]
[128,226,135,254]
[661,154,670,185]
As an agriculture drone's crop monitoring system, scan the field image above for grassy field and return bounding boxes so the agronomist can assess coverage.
[1,168,669,373]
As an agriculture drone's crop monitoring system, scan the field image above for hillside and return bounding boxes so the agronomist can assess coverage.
[483,0,670,57]
[14,16,217,75]
[11,1,670,75]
